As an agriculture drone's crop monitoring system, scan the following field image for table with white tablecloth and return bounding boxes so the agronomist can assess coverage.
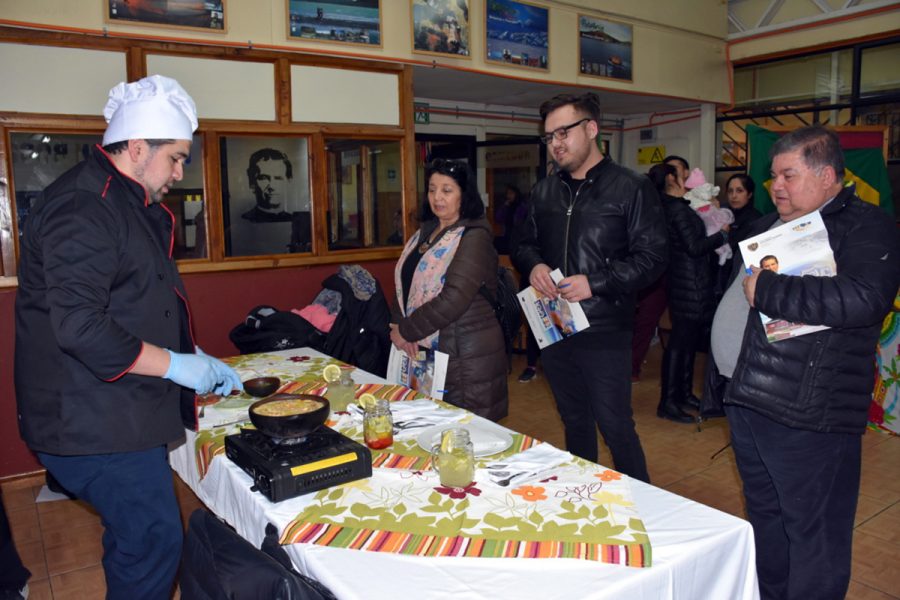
[169,347,759,600]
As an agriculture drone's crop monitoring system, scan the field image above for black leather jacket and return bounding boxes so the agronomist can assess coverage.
[725,185,900,434]
[513,158,668,332]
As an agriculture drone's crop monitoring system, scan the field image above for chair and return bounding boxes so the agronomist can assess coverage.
[180,508,336,600]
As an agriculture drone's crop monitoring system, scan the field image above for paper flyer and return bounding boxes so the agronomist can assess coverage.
[386,345,449,400]
[516,268,590,349]
[738,211,836,343]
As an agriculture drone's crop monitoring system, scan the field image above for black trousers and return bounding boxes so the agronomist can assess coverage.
[726,405,860,600]
[542,332,650,482]
[0,490,30,591]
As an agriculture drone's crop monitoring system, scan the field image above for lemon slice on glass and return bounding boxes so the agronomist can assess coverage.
[322,364,342,383]
[358,393,377,410]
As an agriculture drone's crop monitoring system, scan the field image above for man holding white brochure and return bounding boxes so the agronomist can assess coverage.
[711,125,900,600]
[513,93,667,482]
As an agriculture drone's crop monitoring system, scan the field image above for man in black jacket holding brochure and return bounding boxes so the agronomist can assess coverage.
[711,125,900,600]
[513,93,668,482]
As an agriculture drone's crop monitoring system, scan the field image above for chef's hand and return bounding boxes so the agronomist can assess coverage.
[557,274,591,302]
[390,323,419,358]
[164,349,242,395]
[529,263,558,299]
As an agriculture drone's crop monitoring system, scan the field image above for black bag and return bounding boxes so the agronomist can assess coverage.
[479,267,522,359]
[229,305,323,355]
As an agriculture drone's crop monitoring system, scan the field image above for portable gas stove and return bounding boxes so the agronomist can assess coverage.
[225,426,372,502]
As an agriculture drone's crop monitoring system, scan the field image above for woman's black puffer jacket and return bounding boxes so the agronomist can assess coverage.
[661,194,727,323]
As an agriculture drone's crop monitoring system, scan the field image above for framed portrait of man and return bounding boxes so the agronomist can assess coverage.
[411,0,471,57]
[220,136,312,257]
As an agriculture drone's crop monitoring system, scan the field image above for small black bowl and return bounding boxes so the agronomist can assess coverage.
[243,376,281,398]
[249,393,330,440]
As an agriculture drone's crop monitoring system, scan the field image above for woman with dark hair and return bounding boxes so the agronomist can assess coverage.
[716,174,762,297]
[649,163,729,424]
[390,159,508,421]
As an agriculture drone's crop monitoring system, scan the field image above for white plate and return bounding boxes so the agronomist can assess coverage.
[416,420,513,457]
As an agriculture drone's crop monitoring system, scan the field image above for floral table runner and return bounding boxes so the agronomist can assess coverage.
[193,350,652,566]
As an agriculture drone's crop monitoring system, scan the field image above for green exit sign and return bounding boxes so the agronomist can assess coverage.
[414,103,430,125]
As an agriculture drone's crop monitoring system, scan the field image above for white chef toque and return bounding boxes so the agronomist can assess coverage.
[102,75,198,145]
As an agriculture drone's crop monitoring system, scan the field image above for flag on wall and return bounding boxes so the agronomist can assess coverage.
[746,124,894,215]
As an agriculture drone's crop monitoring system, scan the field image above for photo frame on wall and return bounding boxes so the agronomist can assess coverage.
[578,14,633,82]
[485,0,548,71]
[106,0,226,32]
[287,0,381,47]
[411,0,471,58]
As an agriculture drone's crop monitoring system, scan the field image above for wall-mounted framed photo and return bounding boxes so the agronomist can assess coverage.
[411,0,471,58]
[578,14,632,82]
[485,0,548,71]
[287,0,382,47]
[106,0,226,33]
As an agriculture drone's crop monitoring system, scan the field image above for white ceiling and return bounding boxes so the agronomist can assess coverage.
[411,65,703,117]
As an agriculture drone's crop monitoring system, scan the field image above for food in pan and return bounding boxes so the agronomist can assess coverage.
[252,397,325,417]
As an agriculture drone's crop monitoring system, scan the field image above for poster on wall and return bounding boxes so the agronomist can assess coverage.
[485,0,548,70]
[411,0,470,57]
[578,14,632,82]
[287,0,381,46]
[106,0,226,32]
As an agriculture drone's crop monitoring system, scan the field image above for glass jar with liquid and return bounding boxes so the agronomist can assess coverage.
[431,428,475,488]
[363,398,394,449]
[326,368,355,414]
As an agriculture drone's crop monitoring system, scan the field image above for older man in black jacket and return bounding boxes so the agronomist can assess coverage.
[513,93,668,482]
[711,126,900,600]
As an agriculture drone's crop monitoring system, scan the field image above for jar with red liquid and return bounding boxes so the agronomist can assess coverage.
[363,398,393,449]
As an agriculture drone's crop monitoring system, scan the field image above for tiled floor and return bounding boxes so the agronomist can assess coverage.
[3,343,899,599]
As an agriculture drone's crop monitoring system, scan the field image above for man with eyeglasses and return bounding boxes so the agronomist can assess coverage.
[513,92,667,483]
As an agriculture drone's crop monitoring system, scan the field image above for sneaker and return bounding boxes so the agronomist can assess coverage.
[517,367,537,383]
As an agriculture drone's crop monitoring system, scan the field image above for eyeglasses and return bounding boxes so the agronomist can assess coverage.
[540,118,590,145]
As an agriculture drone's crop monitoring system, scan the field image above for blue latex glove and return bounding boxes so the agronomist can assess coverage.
[163,349,242,395]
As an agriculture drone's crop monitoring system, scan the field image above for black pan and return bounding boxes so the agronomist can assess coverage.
[248,393,329,440]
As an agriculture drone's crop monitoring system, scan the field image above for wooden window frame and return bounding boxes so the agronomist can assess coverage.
[0,26,417,284]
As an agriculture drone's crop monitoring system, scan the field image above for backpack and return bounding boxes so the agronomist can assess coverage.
[479,267,522,365]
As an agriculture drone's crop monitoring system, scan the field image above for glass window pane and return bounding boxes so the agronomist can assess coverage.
[861,43,900,97]
[221,136,312,257]
[161,134,206,260]
[325,138,403,250]
[10,132,101,237]
[735,50,852,107]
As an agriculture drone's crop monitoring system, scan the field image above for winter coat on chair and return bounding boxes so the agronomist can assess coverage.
[315,270,392,378]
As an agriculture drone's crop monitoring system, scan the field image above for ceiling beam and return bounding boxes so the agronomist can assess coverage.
[757,0,787,28]
[728,11,748,32]
[810,0,834,14]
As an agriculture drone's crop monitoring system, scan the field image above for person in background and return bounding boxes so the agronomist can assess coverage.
[513,92,668,482]
[0,494,29,600]
[14,75,242,599]
[649,162,728,424]
[390,159,508,421]
[242,148,293,223]
[493,184,526,255]
[386,207,404,245]
[715,173,763,298]
[664,154,690,184]
[714,125,900,599]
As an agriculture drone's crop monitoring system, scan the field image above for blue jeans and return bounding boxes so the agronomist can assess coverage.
[726,404,860,600]
[542,331,649,482]
[38,446,182,600]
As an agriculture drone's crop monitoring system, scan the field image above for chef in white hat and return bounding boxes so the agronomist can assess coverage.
[15,74,240,598]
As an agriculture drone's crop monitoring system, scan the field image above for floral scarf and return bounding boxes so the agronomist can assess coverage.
[394,225,465,350]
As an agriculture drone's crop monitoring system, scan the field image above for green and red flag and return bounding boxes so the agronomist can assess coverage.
[746,124,894,215]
